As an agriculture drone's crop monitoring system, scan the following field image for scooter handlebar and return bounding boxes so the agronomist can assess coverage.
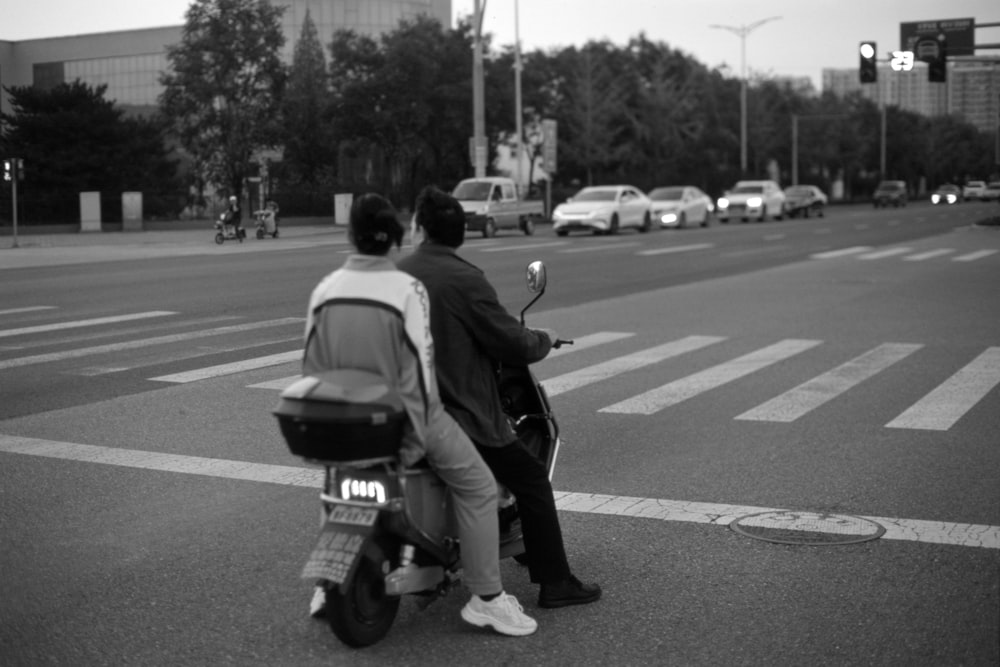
[552,338,574,349]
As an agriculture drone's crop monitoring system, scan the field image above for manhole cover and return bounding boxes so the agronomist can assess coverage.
[730,511,885,546]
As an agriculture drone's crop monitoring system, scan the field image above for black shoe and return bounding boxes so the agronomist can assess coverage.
[538,575,601,608]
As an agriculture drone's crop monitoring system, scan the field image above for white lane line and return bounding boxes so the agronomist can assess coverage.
[0,306,57,316]
[858,247,912,260]
[478,242,568,253]
[886,347,1000,431]
[0,311,176,339]
[953,249,998,262]
[0,434,995,550]
[735,343,923,423]
[559,242,640,254]
[601,339,822,415]
[903,248,954,261]
[543,335,726,397]
[151,350,301,383]
[636,243,714,257]
[0,318,302,371]
[247,332,637,391]
[811,246,872,259]
[854,223,870,230]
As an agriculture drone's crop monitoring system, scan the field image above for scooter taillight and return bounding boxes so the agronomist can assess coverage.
[334,469,394,505]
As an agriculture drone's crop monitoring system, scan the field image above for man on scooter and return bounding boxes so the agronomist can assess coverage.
[226,195,245,239]
[398,186,602,610]
[302,193,537,637]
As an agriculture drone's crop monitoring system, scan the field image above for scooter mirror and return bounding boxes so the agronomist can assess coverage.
[526,260,547,294]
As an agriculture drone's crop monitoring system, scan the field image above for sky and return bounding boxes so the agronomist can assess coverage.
[1,0,997,90]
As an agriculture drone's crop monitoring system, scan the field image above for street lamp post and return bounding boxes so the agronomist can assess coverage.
[710,16,781,175]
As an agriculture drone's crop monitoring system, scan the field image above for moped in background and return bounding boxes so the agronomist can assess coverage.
[255,200,280,239]
[214,211,245,244]
[274,260,570,647]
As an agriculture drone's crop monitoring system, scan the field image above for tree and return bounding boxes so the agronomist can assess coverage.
[280,9,333,186]
[0,81,178,222]
[159,0,286,200]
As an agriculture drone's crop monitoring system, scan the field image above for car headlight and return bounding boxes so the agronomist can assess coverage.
[717,198,729,210]
[931,194,941,204]
[747,197,763,208]
[947,194,957,204]
[661,213,678,224]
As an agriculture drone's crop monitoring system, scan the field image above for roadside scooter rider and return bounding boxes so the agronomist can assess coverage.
[301,192,537,637]
[226,195,245,239]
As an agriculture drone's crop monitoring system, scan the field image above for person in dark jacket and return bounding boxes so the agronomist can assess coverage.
[398,185,601,609]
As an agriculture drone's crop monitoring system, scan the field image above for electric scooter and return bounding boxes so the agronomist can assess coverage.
[214,212,246,244]
[274,260,569,647]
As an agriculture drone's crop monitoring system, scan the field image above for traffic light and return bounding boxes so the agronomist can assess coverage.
[859,42,877,83]
[928,38,947,83]
[2,159,11,183]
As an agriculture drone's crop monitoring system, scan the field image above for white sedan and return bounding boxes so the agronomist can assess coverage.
[552,185,652,236]
[648,186,713,228]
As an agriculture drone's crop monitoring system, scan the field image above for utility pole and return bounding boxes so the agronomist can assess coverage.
[514,0,523,194]
[472,0,487,177]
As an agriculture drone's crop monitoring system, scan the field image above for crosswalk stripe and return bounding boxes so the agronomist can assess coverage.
[151,350,301,383]
[600,339,822,415]
[811,246,872,259]
[858,247,912,260]
[904,248,954,261]
[478,241,568,253]
[885,347,1000,431]
[735,343,923,422]
[636,243,714,257]
[543,335,726,397]
[0,306,57,316]
[0,311,176,339]
[953,249,998,262]
[247,331,636,391]
[0,318,302,371]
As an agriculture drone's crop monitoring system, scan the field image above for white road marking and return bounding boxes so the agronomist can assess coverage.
[0,311,176,339]
[543,335,726,397]
[858,247,912,260]
[0,306,57,316]
[478,241,568,252]
[953,249,998,262]
[151,350,302,383]
[601,339,822,415]
[78,335,302,375]
[885,347,1000,430]
[0,318,302,370]
[559,242,640,254]
[636,243,714,256]
[811,246,872,259]
[247,332,636,391]
[903,248,954,261]
[0,434,995,550]
[735,343,923,422]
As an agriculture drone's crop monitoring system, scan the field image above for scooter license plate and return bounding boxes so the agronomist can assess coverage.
[301,518,376,584]
[327,505,379,527]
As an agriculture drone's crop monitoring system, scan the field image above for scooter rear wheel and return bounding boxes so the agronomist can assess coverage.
[327,538,401,647]
[256,228,265,239]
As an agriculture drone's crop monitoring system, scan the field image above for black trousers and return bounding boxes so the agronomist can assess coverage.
[476,439,572,585]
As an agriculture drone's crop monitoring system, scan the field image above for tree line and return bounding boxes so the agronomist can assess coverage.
[2,0,996,224]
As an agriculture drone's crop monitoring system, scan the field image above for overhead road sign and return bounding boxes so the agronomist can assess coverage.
[900,18,973,56]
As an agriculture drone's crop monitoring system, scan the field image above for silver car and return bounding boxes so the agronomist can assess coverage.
[552,185,652,236]
[648,186,713,228]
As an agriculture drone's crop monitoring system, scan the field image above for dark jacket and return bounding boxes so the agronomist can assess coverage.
[397,242,552,448]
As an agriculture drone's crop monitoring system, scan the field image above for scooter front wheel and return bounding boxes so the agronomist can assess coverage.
[327,538,400,647]
[256,228,265,239]
[214,233,224,245]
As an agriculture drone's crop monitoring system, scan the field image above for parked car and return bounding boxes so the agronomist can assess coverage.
[962,180,987,201]
[930,184,962,205]
[716,180,786,223]
[981,182,1000,202]
[552,185,652,236]
[873,180,908,208]
[453,176,546,238]
[782,185,828,218]
[647,186,713,228]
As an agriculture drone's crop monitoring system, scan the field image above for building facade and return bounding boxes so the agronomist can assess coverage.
[822,57,1000,135]
[0,0,451,117]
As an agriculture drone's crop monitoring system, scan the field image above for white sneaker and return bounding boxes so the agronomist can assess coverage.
[461,592,538,636]
[309,584,327,618]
